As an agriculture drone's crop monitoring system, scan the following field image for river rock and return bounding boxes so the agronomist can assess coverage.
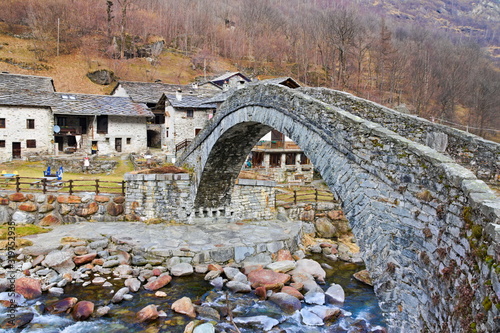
[193,322,216,333]
[73,253,96,265]
[247,269,290,290]
[195,264,209,274]
[171,296,196,318]
[112,287,130,303]
[268,292,302,313]
[155,291,167,297]
[223,266,241,280]
[114,264,133,276]
[266,260,296,273]
[281,286,304,300]
[276,249,293,261]
[72,301,94,321]
[300,308,324,326]
[353,269,373,286]
[314,217,337,238]
[144,273,172,291]
[48,287,64,296]
[289,259,326,283]
[125,277,141,292]
[136,304,158,322]
[170,263,194,276]
[309,305,342,323]
[232,272,248,283]
[103,259,121,268]
[304,290,325,305]
[209,276,225,289]
[206,269,225,282]
[95,305,110,317]
[325,283,345,304]
[47,297,78,314]
[0,312,34,329]
[226,280,252,293]
[233,316,280,331]
[92,277,106,285]
[195,305,220,320]
[42,251,75,274]
[15,277,42,299]
[254,286,267,300]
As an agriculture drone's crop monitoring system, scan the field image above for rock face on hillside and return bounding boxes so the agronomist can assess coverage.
[86,70,115,85]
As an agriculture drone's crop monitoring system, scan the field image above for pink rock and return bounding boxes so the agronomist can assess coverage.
[15,277,42,299]
[47,297,79,314]
[171,297,196,318]
[276,249,293,261]
[247,269,291,290]
[73,253,97,265]
[136,304,159,323]
[72,301,94,321]
[144,273,172,291]
[281,286,304,300]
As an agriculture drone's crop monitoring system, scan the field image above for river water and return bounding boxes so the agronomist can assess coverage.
[2,259,385,332]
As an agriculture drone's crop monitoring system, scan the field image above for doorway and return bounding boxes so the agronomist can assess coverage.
[12,142,21,159]
[115,138,122,152]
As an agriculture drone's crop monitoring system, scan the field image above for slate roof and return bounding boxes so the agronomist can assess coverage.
[52,93,153,117]
[113,81,216,104]
[0,73,55,93]
[256,77,301,88]
[210,72,251,86]
[165,94,217,109]
[0,90,153,117]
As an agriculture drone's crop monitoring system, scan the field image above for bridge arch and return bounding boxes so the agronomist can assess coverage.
[178,83,500,331]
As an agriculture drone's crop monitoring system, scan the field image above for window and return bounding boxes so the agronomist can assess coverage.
[195,128,202,136]
[186,110,194,118]
[270,153,281,168]
[57,117,67,126]
[0,140,5,148]
[26,140,36,148]
[127,138,131,144]
[27,119,35,129]
[96,115,108,134]
[300,153,310,165]
[0,118,5,128]
[285,153,296,165]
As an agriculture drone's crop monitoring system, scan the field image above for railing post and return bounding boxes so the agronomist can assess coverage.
[95,179,99,195]
[315,189,318,202]
[15,176,20,193]
[293,190,297,205]
[69,180,73,195]
[122,180,126,196]
[42,178,47,194]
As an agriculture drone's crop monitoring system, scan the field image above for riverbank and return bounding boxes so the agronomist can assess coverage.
[0,220,385,331]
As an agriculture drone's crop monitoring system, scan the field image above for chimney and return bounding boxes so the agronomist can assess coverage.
[176,89,182,101]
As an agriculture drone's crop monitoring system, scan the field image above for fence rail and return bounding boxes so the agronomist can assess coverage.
[1,176,125,195]
[275,187,335,207]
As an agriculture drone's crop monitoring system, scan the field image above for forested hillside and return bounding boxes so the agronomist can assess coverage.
[0,0,499,140]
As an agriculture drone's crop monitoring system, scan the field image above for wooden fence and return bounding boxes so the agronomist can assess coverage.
[1,176,125,195]
[275,187,335,207]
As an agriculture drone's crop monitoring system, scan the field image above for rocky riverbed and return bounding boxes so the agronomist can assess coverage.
[0,224,385,332]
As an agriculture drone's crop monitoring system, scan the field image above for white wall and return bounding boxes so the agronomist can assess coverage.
[0,106,53,162]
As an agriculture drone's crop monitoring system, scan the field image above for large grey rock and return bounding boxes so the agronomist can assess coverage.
[42,251,75,274]
[112,287,130,303]
[300,308,324,326]
[325,283,345,304]
[226,281,251,293]
[170,263,194,276]
[233,316,280,331]
[268,292,302,313]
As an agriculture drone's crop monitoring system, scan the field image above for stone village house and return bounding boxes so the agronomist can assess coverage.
[0,73,153,162]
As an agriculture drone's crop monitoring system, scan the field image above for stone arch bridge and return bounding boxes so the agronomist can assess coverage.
[177,83,500,332]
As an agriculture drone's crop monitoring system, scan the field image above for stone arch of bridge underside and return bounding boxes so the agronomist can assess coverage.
[178,84,499,332]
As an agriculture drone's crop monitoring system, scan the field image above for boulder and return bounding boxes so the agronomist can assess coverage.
[289,259,326,283]
[170,263,194,276]
[73,253,96,265]
[144,273,172,291]
[281,286,304,300]
[42,251,75,274]
[226,281,252,293]
[0,312,34,330]
[268,292,302,314]
[125,277,141,292]
[266,260,296,273]
[233,316,280,331]
[111,287,130,303]
[171,296,196,318]
[247,269,290,290]
[325,283,345,304]
[314,217,338,238]
[300,308,324,326]
[86,69,115,85]
[14,277,41,299]
[136,304,158,323]
[276,249,293,261]
[353,269,373,286]
[72,301,94,321]
[193,322,216,333]
[47,297,78,314]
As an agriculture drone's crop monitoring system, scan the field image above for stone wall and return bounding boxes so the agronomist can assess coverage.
[300,87,500,183]
[178,83,500,332]
[0,192,125,224]
[124,173,277,223]
[41,156,118,174]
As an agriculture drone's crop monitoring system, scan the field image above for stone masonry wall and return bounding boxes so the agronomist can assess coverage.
[178,83,500,332]
[299,87,500,183]
[0,192,126,224]
[124,173,277,223]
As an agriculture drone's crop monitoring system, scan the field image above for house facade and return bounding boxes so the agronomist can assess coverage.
[0,73,153,162]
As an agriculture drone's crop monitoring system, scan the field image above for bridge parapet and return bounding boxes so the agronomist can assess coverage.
[300,87,500,184]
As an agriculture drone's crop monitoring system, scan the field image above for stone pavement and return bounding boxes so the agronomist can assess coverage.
[22,220,303,265]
